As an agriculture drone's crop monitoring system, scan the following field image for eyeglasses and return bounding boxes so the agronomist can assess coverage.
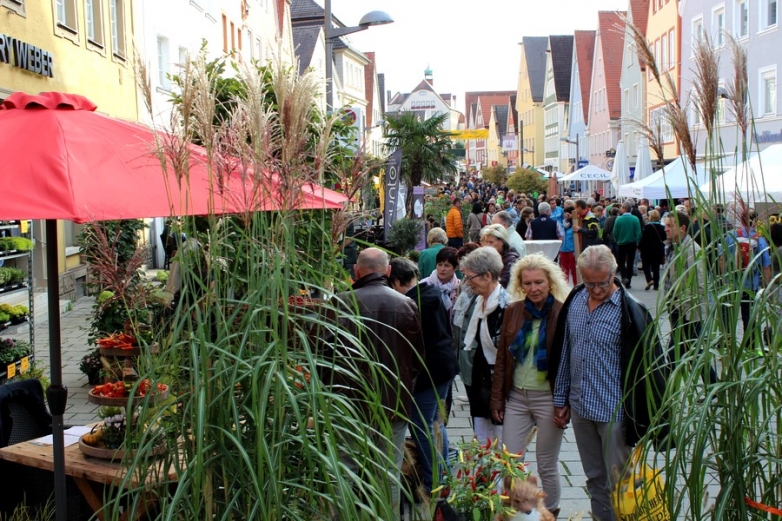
[583,277,614,289]
[462,273,484,283]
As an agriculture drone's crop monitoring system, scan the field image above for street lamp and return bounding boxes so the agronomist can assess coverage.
[324,3,393,111]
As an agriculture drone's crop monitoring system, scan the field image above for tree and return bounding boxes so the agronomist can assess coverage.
[506,167,548,195]
[481,165,508,186]
[384,111,458,214]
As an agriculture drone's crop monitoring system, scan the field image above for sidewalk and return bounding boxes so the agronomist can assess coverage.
[19,271,667,519]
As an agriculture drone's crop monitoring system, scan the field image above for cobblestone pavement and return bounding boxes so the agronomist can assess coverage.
[20,271,672,520]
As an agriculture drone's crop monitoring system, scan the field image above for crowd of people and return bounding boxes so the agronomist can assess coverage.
[332,175,782,521]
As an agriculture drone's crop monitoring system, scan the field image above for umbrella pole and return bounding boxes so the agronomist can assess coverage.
[44,219,68,521]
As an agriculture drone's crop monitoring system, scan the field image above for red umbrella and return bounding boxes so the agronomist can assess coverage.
[0,91,345,520]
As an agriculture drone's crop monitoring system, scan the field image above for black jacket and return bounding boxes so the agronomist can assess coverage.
[406,282,459,394]
[548,279,671,448]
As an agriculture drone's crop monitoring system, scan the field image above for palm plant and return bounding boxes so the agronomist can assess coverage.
[103,53,409,520]
[384,111,457,214]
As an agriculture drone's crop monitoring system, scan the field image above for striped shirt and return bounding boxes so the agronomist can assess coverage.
[553,288,625,423]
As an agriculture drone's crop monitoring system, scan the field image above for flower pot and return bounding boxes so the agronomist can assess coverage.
[86,370,102,385]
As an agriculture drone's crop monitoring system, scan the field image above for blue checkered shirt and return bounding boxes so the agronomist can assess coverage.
[553,288,625,423]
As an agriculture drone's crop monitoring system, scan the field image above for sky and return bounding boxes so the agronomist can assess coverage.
[328,0,627,115]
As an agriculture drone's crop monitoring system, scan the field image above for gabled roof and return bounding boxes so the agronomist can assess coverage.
[292,25,321,76]
[469,103,478,127]
[411,79,436,94]
[389,92,406,105]
[630,0,650,34]
[290,0,343,26]
[464,91,515,126]
[377,73,386,114]
[574,30,596,122]
[549,35,574,103]
[494,105,510,136]
[522,36,549,103]
[508,95,518,130]
[598,11,627,119]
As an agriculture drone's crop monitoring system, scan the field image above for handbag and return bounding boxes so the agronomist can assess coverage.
[612,446,671,521]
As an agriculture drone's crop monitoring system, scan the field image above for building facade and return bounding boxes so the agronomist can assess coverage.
[566,30,597,172]
[620,0,651,169]
[464,90,514,169]
[543,35,574,173]
[516,36,549,169]
[680,0,781,156]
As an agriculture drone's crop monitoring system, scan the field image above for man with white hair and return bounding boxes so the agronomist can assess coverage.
[492,211,527,258]
[526,202,564,241]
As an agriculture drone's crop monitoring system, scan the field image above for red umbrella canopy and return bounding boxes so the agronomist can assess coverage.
[0,92,345,222]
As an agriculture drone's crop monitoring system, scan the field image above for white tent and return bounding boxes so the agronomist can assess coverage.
[611,140,630,192]
[617,156,710,199]
[700,144,782,202]
[559,164,613,182]
[634,136,654,181]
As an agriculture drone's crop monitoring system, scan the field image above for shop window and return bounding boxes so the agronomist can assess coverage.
[85,0,104,47]
[110,0,126,59]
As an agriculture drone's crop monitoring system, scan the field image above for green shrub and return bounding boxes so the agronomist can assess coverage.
[9,237,33,251]
[0,338,32,364]
[155,270,170,282]
[386,218,424,255]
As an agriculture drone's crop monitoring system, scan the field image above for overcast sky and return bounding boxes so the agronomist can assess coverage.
[329,0,627,114]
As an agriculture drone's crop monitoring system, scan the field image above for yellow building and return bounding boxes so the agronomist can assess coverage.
[516,36,548,169]
[1,0,138,299]
[645,0,680,163]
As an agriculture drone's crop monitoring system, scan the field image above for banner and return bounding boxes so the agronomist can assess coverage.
[502,133,517,151]
[383,149,403,240]
[448,129,489,140]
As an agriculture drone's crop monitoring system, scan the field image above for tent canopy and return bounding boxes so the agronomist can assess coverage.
[617,156,710,200]
[559,164,612,182]
[700,144,782,203]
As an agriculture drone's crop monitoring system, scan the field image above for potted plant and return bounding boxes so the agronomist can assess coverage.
[432,438,529,520]
[79,348,103,385]
[386,217,424,256]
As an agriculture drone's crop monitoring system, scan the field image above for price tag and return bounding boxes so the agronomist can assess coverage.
[6,363,16,378]
[20,356,29,373]
[20,221,29,233]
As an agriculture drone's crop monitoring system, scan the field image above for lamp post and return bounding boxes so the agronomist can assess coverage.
[324,3,393,112]
[560,134,580,172]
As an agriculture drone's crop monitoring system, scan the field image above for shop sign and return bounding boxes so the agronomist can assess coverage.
[755,129,782,144]
[0,34,54,78]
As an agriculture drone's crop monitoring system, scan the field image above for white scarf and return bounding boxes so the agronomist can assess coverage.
[463,283,502,365]
[425,272,459,311]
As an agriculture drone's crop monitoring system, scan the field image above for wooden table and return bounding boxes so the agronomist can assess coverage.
[0,435,176,520]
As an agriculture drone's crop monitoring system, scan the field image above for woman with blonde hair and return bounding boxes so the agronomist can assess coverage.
[490,254,568,518]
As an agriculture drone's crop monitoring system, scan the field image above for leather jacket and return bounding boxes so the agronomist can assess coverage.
[490,299,563,412]
[549,280,671,448]
[332,273,424,421]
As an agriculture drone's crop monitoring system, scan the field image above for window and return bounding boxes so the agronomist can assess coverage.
[55,0,77,31]
[713,6,725,46]
[737,0,749,37]
[661,34,668,71]
[222,14,227,53]
[760,67,777,115]
[761,0,778,29]
[85,0,103,45]
[692,16,704,54]
[0,0,25,16]
[650,107,673,142]
[624,88,629,111]
[633,84,639,109]
[157,36,170,90]
[110,0,125,58]
[178,46,188,68]
[668,29,676,69]
[654,39,660,72]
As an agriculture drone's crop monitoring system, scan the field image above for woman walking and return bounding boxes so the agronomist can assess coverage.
[468,202,485,243]
[457,247,513,444]
[639,209,666,290]
[490,254,568,518]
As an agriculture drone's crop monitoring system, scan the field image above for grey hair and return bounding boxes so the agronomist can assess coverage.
[427,227,448,246]
[577,244,617,275]
[622,200,634,211]
[537,202,551,215]
[480,223,510,249]
[357,247,390,273]
[460,246,503,280]
[493,211,513,228]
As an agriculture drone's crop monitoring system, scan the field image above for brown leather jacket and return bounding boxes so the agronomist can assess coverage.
[332,273,425,421]
[489,299,562,413]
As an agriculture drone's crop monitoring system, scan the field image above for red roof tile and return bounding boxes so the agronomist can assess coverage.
[630,0,650,34]
[574,30,596,123]
[598,11,627,119]
[464,91,515,128]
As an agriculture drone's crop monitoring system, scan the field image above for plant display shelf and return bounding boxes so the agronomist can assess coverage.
[0,222,21,230]
[0,251,30,260]
[87,385,169,407]
[0,315,29,334]
[99,343,159,358]
[0,353,35,384]
[0,282,28,295]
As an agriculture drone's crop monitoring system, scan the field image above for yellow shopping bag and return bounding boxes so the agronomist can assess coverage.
[613,446,671,521]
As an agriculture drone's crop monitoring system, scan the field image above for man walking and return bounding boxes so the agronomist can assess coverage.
[330,248,424,517]
[526,202,564,241]
[446,197,465,248]
[573,199,602,249]
[612,201,642,288]
[550,245,668,521]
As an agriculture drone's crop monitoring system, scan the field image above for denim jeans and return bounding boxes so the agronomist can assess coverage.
[410,378,454,490]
